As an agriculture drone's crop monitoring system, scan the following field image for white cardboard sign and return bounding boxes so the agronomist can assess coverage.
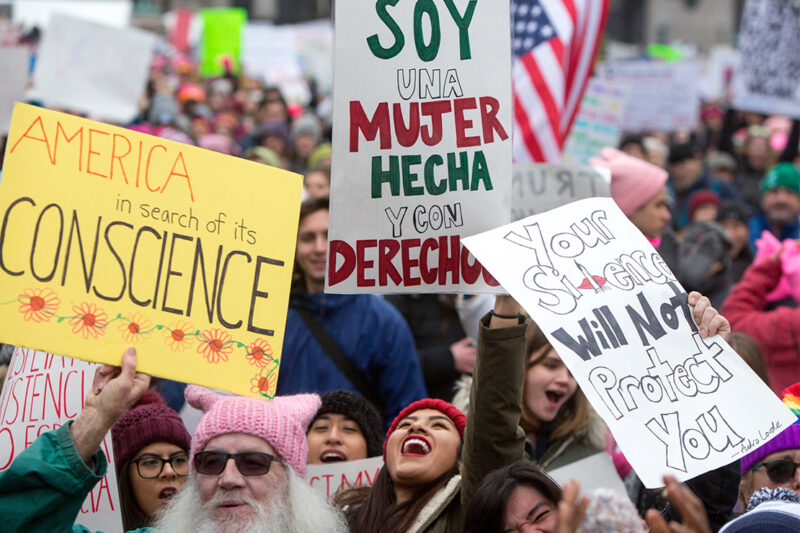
[548,452,627,498]
[511,164,610,221]
[463,197,796,488]
[562,79,626,166]
[30,14,156,123]
[598,60,700,133]
[732,0,800,119]
[12,0,132,30]
[307,456,384,502]
[0,46,28,135]
[326,0,512,293]
[0,348,122,532]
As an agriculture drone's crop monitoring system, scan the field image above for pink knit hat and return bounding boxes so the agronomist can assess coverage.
[590,147,668,215]
[185,386,321,477]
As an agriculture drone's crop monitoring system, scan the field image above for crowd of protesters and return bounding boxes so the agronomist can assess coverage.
[4,20,800,533]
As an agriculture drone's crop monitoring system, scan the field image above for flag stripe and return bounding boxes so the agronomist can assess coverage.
[512,0,609,162]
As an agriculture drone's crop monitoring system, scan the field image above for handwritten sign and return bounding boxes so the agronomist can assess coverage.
[548,452,627,498]
[463,198,795,487]
[0,46,28,135]
[0,348,122,532]
[598,60,700,133]
[562,79,625,165]
[326,0,512,293]
[29,14,155,123]
[511,164,610,221]
[732,0,800,119]
[199,7,246,78]
[11,0,132,30]
[307,456,383,502]
[0,104,302,399]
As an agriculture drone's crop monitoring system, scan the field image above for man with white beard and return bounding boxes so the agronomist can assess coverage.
[1,348,348,533]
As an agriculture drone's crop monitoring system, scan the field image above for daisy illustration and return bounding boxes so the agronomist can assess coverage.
[250,368,275,399]
[196,328,233,364]
[164,320,196,353]
[69,302,108,339]
[245,339,274,368]
[18,288,60,323]
[118,313,152,344]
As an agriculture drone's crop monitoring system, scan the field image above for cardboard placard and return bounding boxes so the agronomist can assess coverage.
[732,0,800,119]
[0,104,302,399]
[307,456,384,502]
[199,7,246,78]
[548,452,628,498]
[562,79,625,166]
[12,0,132,30]
[511,164,611,220]
[326,0,512,293]
[0,347,122,532]
[29,14,156,123]
[0,46,28,135]
[463,198,796,487]
[598,60,700,133]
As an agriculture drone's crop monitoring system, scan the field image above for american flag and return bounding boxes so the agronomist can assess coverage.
[512,0,610,162]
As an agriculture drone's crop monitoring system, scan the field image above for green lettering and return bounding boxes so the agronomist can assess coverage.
[424,154,446,195]
[414,0,441,62]
[402,155,424,196]
[447,151,469,191]
[367,0,405,59]
[371,156,401,198]
[471,150,493,191]
[445,0,477,60]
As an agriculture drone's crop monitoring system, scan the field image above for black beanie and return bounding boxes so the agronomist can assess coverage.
[308,390,383,458]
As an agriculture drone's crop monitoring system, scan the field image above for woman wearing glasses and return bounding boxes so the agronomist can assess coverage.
[738,383,800,508]
[110,389,192,530]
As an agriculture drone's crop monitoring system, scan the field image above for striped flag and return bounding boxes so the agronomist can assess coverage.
[512,0,610,163]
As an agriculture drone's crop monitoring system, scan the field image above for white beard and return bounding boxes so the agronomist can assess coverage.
[153,468,348,533]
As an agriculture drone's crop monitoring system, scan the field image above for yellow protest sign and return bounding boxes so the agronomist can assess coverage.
[0,103,302,399]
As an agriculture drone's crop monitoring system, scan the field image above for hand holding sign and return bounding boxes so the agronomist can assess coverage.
[463,197,795,487]
[71,347,149,462]
[687,293,730,340]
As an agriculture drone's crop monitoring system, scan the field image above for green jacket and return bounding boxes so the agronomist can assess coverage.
[403,313,528,533]
[0,422,153,533]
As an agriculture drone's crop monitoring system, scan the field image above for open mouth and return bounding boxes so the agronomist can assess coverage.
[159,487,177,501]
[545,390,565,405]
[320,450,347,463]
[401,436,431,456]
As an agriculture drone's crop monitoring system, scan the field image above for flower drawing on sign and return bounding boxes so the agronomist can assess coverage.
[18,288,60,323]
[250,367,275,399]
[245,338,274,368]
[69,302,108,339]
[197,328,233,364]
[165,320,196,353]
[119,312,152,344]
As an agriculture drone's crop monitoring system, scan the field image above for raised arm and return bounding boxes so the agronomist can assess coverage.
[0,347,149,533]
[461,295,528,504]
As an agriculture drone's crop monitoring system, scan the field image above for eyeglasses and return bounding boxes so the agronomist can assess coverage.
[194,451,281,476]
[131,454,190,479]
[753,458,800,484]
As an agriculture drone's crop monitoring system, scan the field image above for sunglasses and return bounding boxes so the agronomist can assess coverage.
[752,458,800,484]
[194,451,281,476]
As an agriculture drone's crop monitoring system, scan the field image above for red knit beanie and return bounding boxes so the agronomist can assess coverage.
[383,398,466,456]
[111,390,191,473]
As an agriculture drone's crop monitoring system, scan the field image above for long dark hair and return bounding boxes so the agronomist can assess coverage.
[116,460,149,531]
[346,462,461,533]
[464,461,562,533]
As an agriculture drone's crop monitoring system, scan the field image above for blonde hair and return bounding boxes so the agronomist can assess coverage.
[522,321,590,442]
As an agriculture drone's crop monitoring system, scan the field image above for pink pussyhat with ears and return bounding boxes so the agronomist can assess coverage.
[185,386,321,477]
[590,147,669,216]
